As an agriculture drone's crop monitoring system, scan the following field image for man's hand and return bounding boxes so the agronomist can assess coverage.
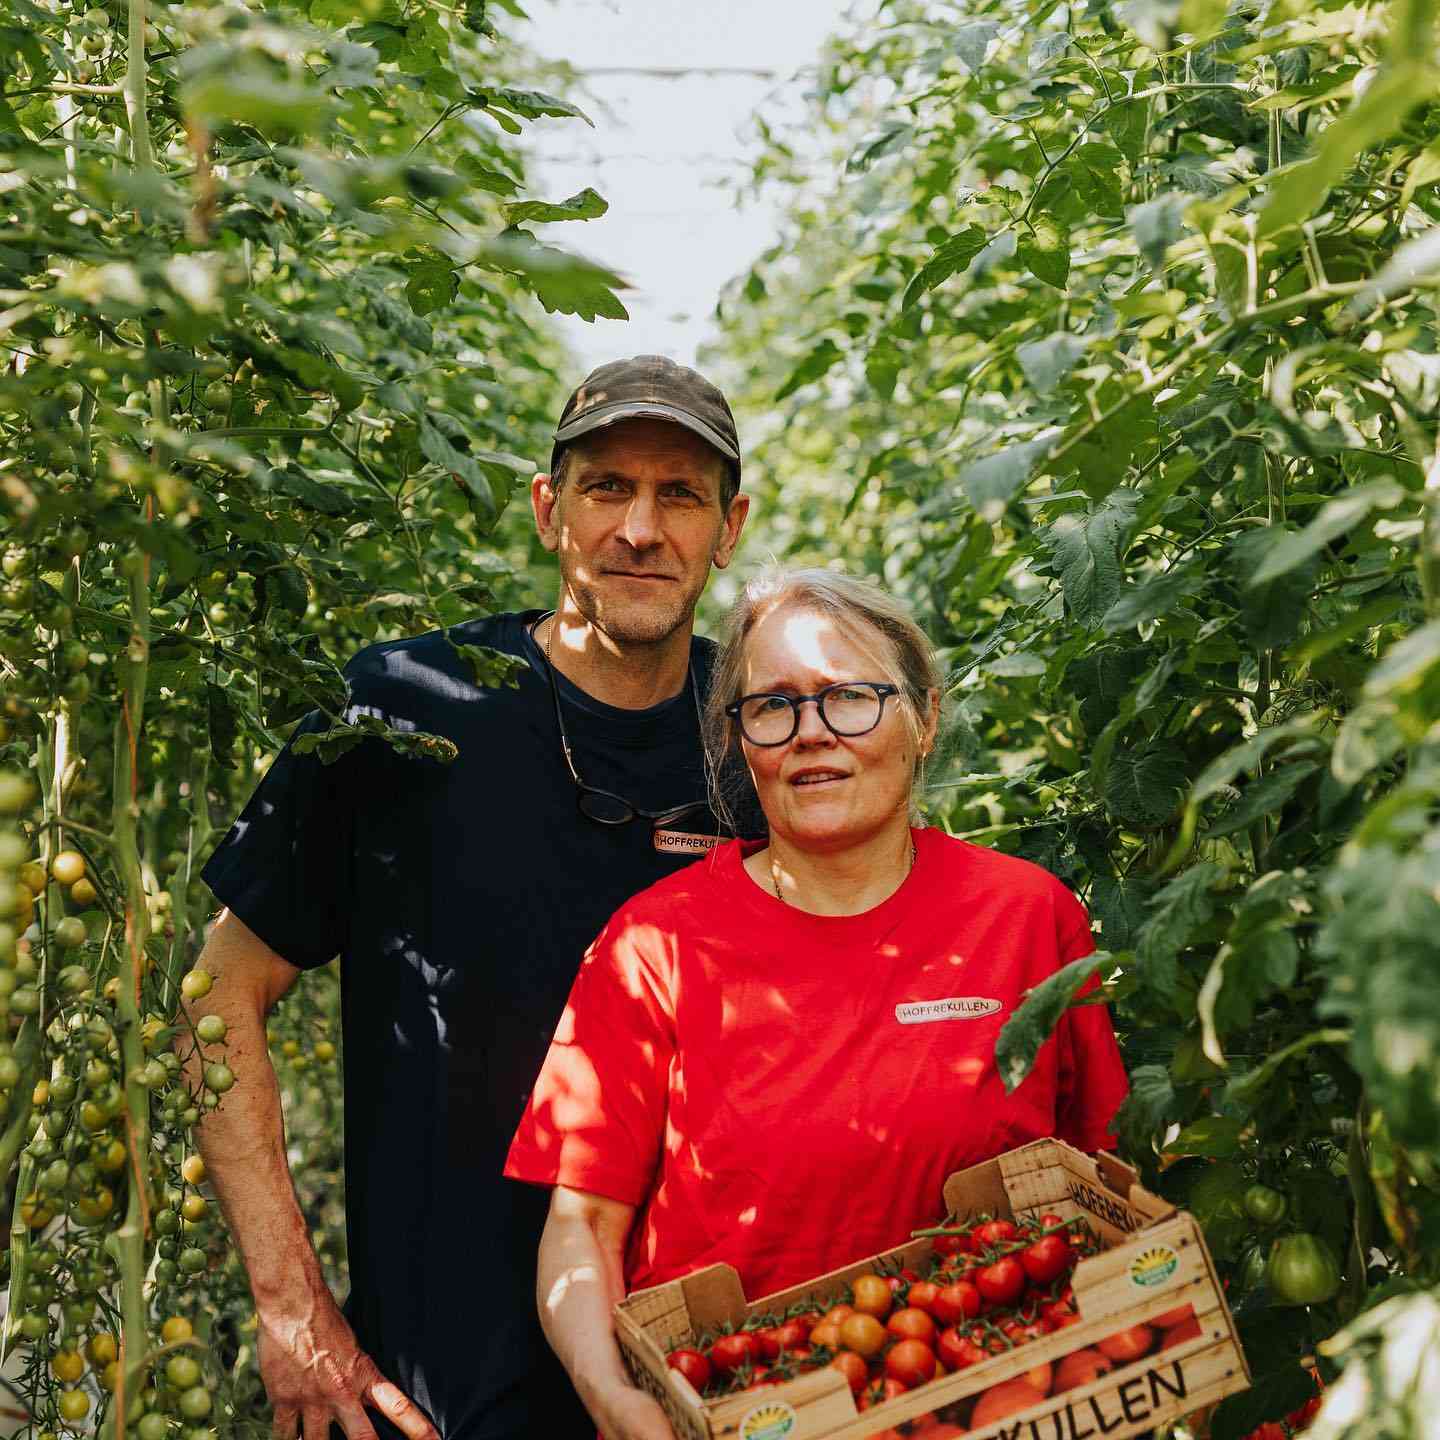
[258,1287,438,1440]
[591,1383,676,1440]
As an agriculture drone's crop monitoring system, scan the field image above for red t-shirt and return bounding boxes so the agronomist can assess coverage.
[505,827,1128,1301]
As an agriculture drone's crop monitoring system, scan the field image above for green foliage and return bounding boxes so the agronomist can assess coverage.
[0,0,607,1430]
[709,0,1440,1430]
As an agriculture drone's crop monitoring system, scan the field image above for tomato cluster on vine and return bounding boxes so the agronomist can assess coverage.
[663,1209,1205,1433]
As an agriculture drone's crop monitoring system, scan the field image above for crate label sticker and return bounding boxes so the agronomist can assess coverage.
[1130,1244,1180,1289]
[895,996,1002,1024]
[738,1400,797,1440]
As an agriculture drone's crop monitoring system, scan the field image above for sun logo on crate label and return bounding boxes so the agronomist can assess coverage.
[738,1400,797,1440]
[1130,1244,1180,1289]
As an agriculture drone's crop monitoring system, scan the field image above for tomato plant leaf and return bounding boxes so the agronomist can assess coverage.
[1105,741,1187,826]
[1041,489,1140,628]
[959,432,1056,522]
[1102,561,1204,633]
[775,339,844,401]
[1229,528,1320,650]
[953,21,999,74]
[1016,332,1085,395]
[447,638,525,689]
[1017,217,1070,290]
[501,186,608,226]
[475,85,593,127]
[1163,1114,1246,1158]
[477,229,630,321]
[901,227,989,309]
[995,951,1115,1092]
[1129,192,1188,271]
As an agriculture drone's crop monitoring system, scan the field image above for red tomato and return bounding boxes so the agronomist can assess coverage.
[830,1350,870,1394]
[937,1326,987,1372]
[906,1280,941,1313]
[1024,1360,1054,1396]
[753,1327,783,1361]
[1150,1302,1195,1329]
[1001,1319,1049,1348]
[709,1332,757,1376]
[972,1379,1048,1427]
[885,1338,937,1387]
[1245,1425,1287,1440]
[857,1377,909,1410]
[793,1309,821,1334]
[1021,1234,1074,1286]
[1039,1212,1065,1228]
[887,1307,938,1345]
[1287,1396,1322,1431]
[772,1318,810,1352]
[931,1280,982,1325]
[976,1256,1026,1307]
[1161,1316,1204,1349]
[1097,1323,1156,1363]
[975,1219,1019,1248]
[666,1348,711,1391]
[1053,1347,1113,1393]
[933,1232,972,1258]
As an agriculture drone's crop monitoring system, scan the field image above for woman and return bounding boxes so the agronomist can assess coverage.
[504,568,1128,1440]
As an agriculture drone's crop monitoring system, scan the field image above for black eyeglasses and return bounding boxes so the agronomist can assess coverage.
[725,682,900,747]
[534,614,711,829]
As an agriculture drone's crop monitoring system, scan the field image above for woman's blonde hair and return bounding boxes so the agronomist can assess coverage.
[704,567,942,836]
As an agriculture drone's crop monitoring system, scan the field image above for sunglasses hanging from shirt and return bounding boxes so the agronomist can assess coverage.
[534,612,711,830]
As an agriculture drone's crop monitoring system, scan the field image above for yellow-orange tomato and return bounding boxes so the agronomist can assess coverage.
[809,1321,843,1350]
[838,1312,888,1358]
[851,1274,894,1319]
[823,1303,856,1327]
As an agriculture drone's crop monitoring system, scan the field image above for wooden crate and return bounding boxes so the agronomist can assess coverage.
[615,1139,1250,1440]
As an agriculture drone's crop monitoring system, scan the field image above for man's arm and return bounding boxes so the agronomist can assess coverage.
[182,910,438,1440]
[537,1185,676,1440]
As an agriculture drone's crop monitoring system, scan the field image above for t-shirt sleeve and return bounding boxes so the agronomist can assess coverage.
[504,908,676,1207]
[200,709,356,971]
[1051,884,1129,1153]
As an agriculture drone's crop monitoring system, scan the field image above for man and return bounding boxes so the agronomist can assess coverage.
[190,356,750,1440]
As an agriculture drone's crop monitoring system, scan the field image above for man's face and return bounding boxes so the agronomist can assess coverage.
[532,417,749,647]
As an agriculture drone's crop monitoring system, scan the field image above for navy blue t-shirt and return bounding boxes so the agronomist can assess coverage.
[202,611,728,1440]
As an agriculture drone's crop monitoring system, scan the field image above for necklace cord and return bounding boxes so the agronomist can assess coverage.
[769,835,917,910]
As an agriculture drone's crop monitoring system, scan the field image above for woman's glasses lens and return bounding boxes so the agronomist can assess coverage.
[738,685,885,745]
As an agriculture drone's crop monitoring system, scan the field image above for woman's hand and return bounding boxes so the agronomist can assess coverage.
[592,1382,678,1440]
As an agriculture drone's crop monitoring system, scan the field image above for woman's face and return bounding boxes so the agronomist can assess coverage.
[738,603,934,854]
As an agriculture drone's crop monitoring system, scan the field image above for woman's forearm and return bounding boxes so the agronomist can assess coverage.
[537,1187,676,1440]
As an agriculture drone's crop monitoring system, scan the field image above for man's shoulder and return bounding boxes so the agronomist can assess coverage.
[341,612,538,716]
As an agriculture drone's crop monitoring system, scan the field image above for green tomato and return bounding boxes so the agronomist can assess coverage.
[137,1414,171,1440]
[202,1062,234,1094]
[52,916,87,949]
[1244,1184,1287,1226]
[177,1388,212,1422]
[177,1246,207,1275]
[1267,1233,1342,1306]
[195,1015,227,1045]
[164,1354,202,1390]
